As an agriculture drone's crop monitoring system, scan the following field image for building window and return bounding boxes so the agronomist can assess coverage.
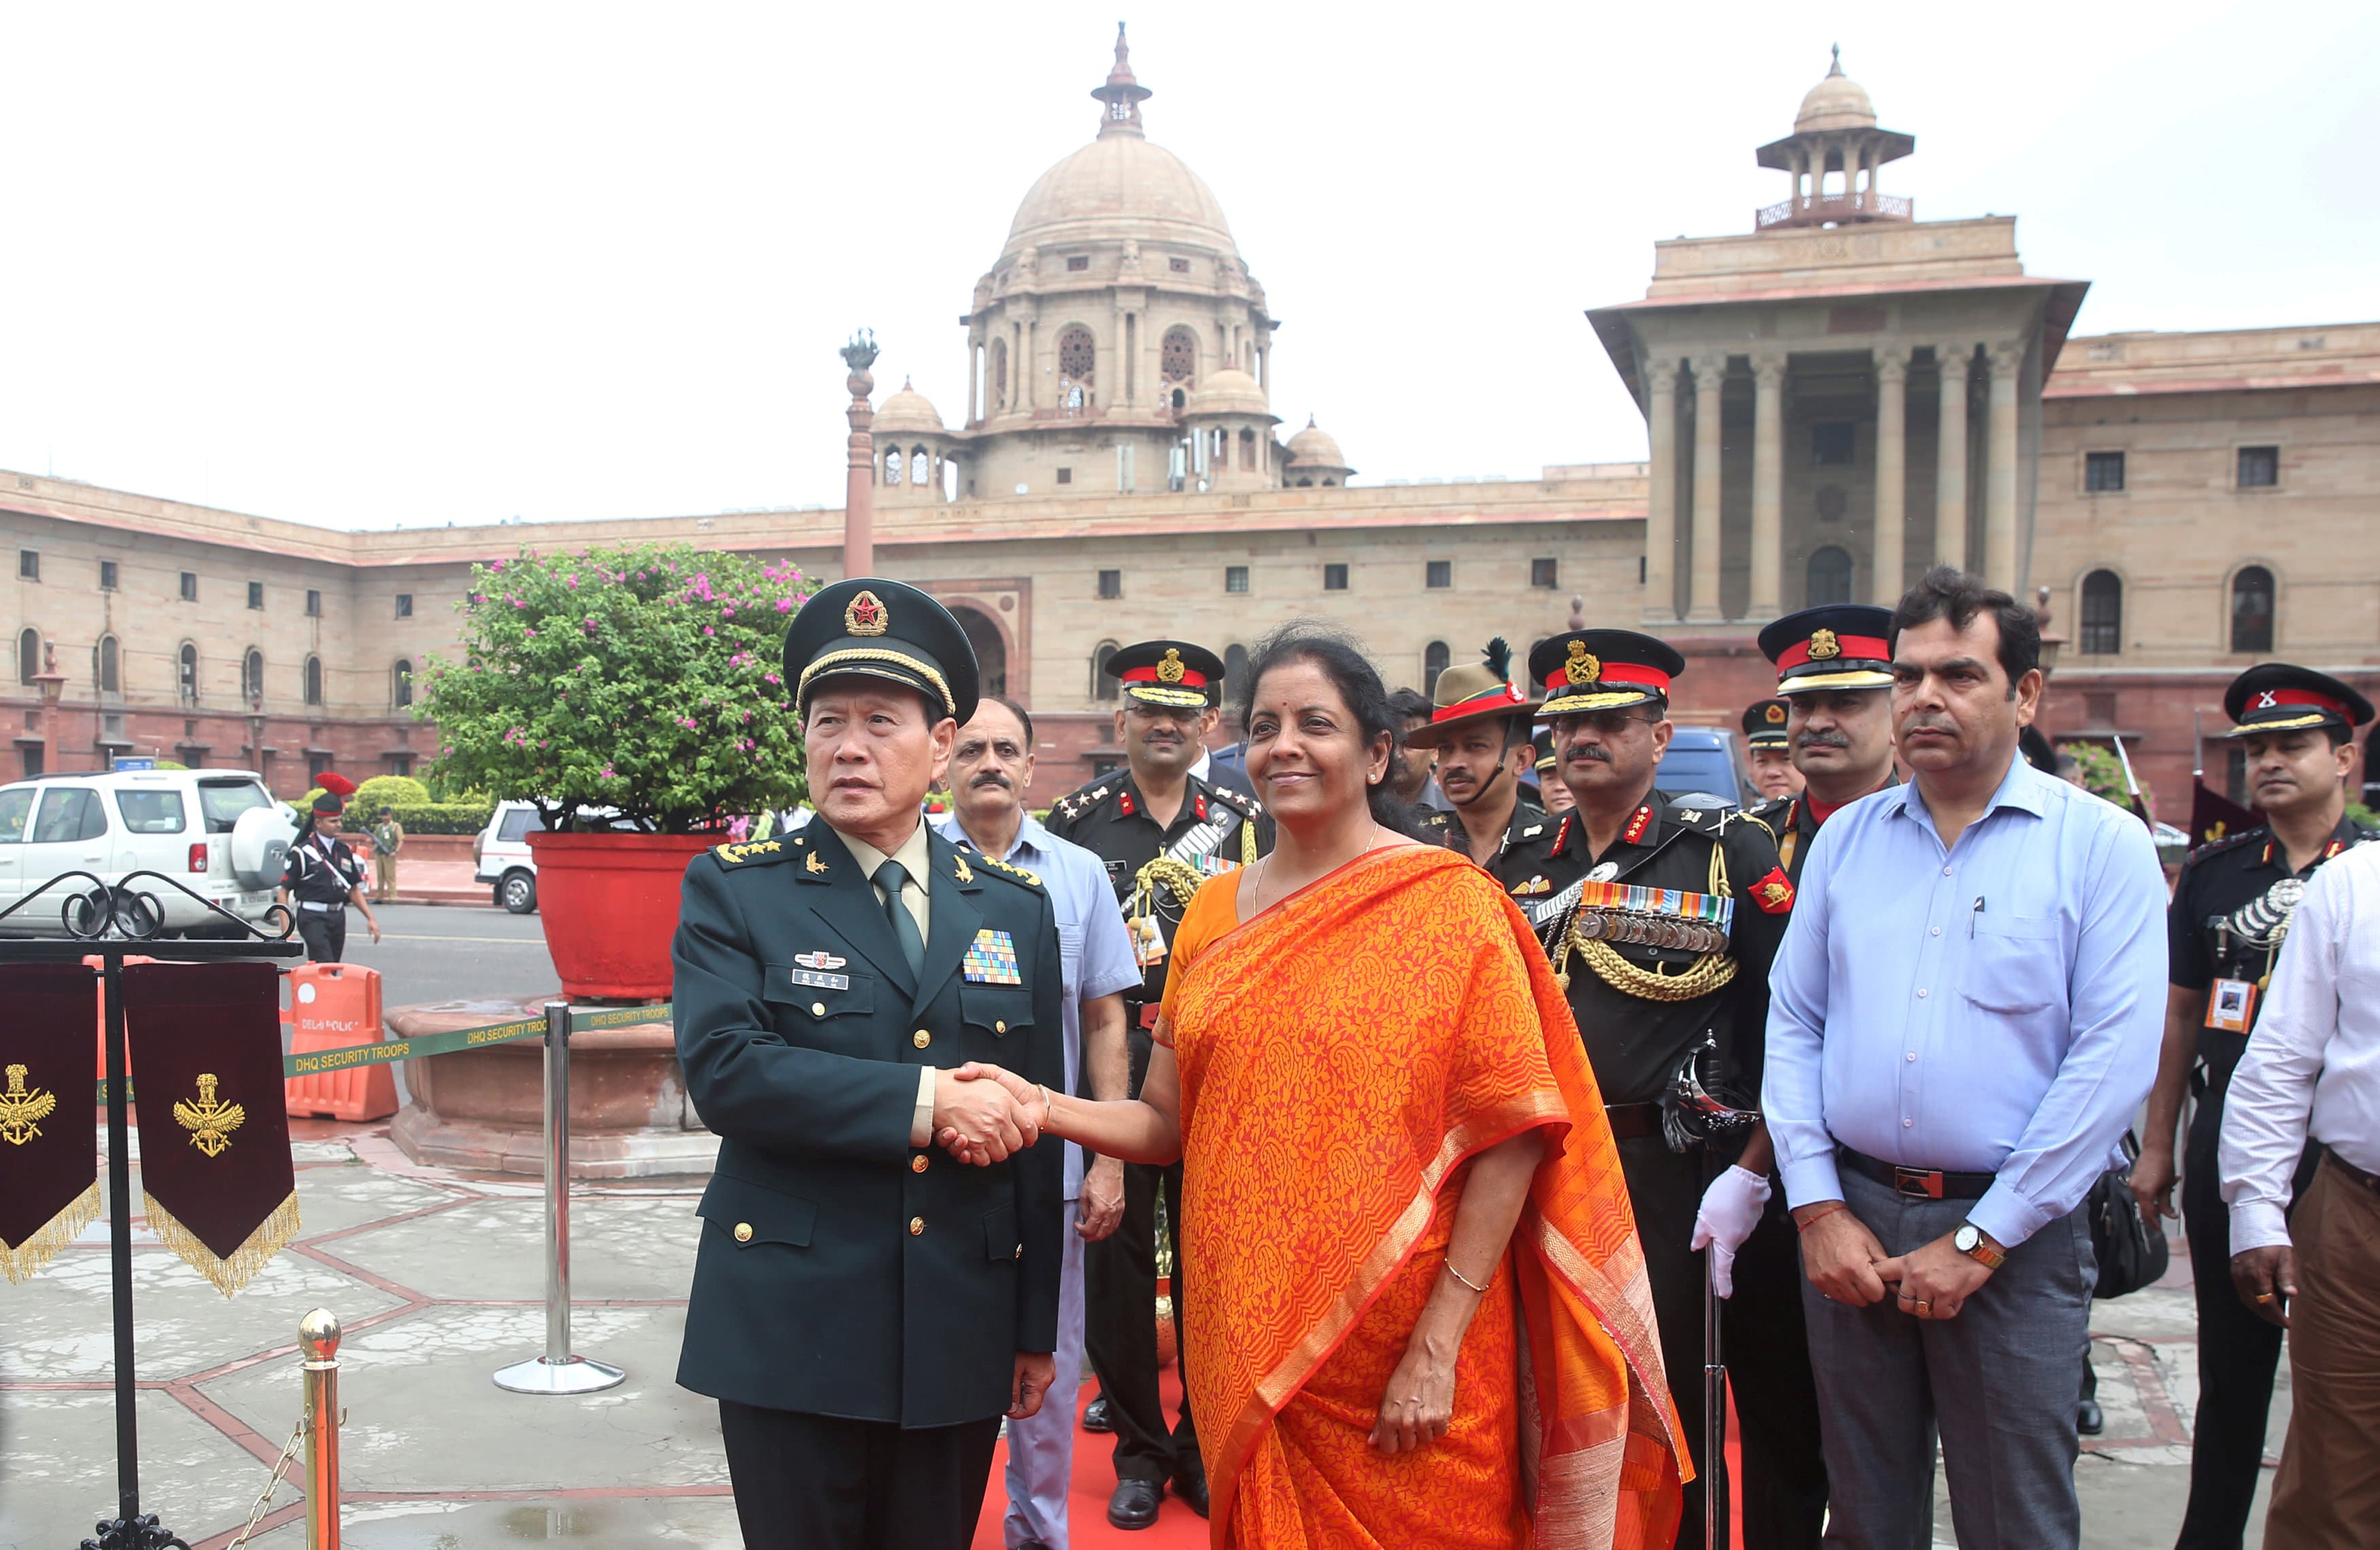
[1168,256,1191,274]
[18,628,39,685]
[2225,745,2249,806]
[385,754,414,777]
[17,550,37,581]
[1093,639,1120,701]
[2230,566,2275,654]
[180,571,199,602]
[247,580,265,609]
[304,654,324,706]
[393,658,413,709]
[1423,641,1450,696]
[1056,467,1073,486]
[1323,563,1349,592]
[308,752,334,785]
[1058,324,1096,388]
[179,643,200,705]
[1161,327,1198,386]
[305,589,322,618]
[2085,451,2126,492]
[1064,254,1090,272]
[243,649,265,703]
[883,446,903,485]
[1238,428,1256,470]
[1091,756,1121,778]
[1812,423,1856,467]
[1098,569,1122,601]
[1223,644,1250,707]
[1425,560,1451,590]
[2079,569,2122,654]
[989,339,1009,409]
[394,593,413,619]
[96,635,121,695]
[1224,565,1249,594]
[2238,445,2279,488]
[911,450,930,486]
[100,560,118,590]
[1530,558,1559,589]
[1807,545,1854,606]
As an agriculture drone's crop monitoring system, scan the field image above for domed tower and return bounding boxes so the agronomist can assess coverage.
[955,26,1280,499]
[1283,415,1355,487]
[1754,46,1916,229]
[872,378,959,506]
[1178,368,1280,491]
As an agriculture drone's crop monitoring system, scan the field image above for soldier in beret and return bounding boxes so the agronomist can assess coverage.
[1743,698,1803,803]
[671,577,1069,1549]
[1408,639,1548,867]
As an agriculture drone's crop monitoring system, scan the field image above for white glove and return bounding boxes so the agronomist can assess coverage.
[1690,1165,1773,1299]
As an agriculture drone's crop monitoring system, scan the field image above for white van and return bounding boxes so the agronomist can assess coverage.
[0,768,290,937]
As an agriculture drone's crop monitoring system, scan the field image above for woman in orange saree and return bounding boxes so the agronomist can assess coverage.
[952,628,1686,1548]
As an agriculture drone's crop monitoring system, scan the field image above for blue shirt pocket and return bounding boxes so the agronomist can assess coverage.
[1960,913,2064,1015]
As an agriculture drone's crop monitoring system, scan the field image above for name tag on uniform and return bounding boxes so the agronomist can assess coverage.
[964,928,1023,985]
[790,968,850,992]
[2206,977,2257,1033]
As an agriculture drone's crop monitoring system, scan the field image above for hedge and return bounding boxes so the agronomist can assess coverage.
[384,801,498,835]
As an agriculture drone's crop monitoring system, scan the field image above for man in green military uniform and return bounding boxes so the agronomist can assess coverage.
[1748,605,1902,888]
[671,577,1068,1550]
[1407,639,1548,867]
[1490,630,1797,1550]
[1044,638,1263,1527]
[2133,662,2375,1548]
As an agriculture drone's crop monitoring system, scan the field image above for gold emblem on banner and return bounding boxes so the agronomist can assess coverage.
[173,1073,245,1159]
[0,1063,56,1145]
[1567,641,1599,684]
[1156,648,1187,684]
[845,589,890,637]
[1808,628,1841,660]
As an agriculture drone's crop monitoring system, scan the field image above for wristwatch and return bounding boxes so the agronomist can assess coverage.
[1953,1222,2005,1270]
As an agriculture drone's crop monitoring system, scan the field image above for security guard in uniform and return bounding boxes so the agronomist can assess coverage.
[1748,605,1903,889]
[1491,630,1797,1550]
[672,577,1068,1550]
[1408,639,1549,866]
[1743,697,1803,802]
[2135,662,2375,1549]
[275,773,382,962]
[1044,638,1262,1527]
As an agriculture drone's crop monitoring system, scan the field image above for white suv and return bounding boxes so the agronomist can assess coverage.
[473,799,544,914]
[0,768,290,937]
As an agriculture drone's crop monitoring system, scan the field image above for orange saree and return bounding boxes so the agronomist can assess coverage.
[1157,843,1684,1550]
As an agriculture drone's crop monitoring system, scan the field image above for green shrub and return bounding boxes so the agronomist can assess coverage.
[2350,802,2380,831]
[352,774,430,813]
[385,801,498,835]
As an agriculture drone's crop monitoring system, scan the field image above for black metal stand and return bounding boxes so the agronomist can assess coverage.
[0,870,302,1550]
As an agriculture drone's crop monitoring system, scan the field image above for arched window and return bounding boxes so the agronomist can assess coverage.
[16,628,37,686]
[178,643,200,705]
[393,658,414,709]
[989,339,1008,409]
[2230,565,2275,654]
[304,654,323,707]
[883,447,903,486]
[1806,546,1854,607]
[1093,639,1120,703]
[2079,570,2122,655]
[910,449,930,486]
[243,649,265,704]
[1057,325,1096,387]
[96,635,120,695]
[1223,643,1250,709]
[1161,327,1197,386]
[1423,641,1451,696]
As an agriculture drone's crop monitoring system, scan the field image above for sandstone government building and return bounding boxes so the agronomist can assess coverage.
[5,35,2375,811]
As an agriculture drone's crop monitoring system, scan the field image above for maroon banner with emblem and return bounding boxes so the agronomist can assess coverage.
[122,962,299,1296]
[0,964,101,1282]
[2190,782,2264,851]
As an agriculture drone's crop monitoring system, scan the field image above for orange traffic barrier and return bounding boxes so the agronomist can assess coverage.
[87,954,156,1096]
[283,963,398,1122]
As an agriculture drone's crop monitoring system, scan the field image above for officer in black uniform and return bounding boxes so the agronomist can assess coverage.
[1408,639,1548,866]
[1743,696,1802,803]
[672,577,1068,1550]
[2137,662,2375,1550]
[1491,630,1797,1550]
[275,773,381,962]
[1043,638,1264,1528]
[1747,605,1903,890]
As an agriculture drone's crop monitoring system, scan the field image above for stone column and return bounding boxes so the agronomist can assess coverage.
[1984,340,2023,592]
[1686,354,1727,623]
[1642,358,1681,624]
[1935,343,1971,571]
[1873,347,1911,605]
[1748,355,1786,620]
[966,335,980,424]
[840,335,879,579]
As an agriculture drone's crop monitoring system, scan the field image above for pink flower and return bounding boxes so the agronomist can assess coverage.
[566,575,579,589]
[679,718,697,730]
[702,626,715,637]
[775,598,794,613]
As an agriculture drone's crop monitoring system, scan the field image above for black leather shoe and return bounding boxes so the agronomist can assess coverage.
[1083,1394,1115,1433]
[2077,1398,2105,1436]
[1108,1479,1163,1530]
[1172,1470,1211,1518]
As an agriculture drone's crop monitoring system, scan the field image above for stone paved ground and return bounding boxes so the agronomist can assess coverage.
[0,1119,2272,1549]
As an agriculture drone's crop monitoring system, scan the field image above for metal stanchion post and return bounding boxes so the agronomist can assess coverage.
[300,1308,343,1550]
[494,1000,626,1394]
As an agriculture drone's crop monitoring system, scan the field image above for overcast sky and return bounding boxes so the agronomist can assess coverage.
[1,1,2372,532]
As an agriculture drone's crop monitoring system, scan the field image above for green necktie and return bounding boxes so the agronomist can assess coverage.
[873,859,925,981]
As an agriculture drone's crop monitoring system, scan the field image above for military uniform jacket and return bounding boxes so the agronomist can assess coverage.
[1416,788,1548,865]
[670,820,1066,1428]
[1491,790,1795,1107]
[2169,815,2373,1089]
[279,831,364,905]
[1043,770,1268,1007]
[1750,773,1900,888]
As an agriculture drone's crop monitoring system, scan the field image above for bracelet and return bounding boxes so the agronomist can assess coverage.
[1037,1085,1055,1130]
[1444,1262,1491,1294]
[1793,1203,1850,1234]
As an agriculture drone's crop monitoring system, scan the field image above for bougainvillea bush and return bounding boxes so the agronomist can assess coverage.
[416,544,812,832]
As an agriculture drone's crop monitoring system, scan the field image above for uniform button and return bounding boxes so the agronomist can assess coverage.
[1916,988,1929,998]
[732,1222,753,1243]
[995,1020,1007,1034]
[811,1001,826,1017]
[913,1029,931,1049]
[909,1216,925,1236]
[911,1153,928,1173]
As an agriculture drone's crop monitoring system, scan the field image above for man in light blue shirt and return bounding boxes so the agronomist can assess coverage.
[1763,569,2166,1550]
[937,696,1141,1550]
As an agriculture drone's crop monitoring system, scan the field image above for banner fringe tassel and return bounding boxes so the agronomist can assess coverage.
[141,1187,301,1298]
[0,1179,103,1284]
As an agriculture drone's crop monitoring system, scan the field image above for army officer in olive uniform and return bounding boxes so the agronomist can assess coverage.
[672,577,1069,1550]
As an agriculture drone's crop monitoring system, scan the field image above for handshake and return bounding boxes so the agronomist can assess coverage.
[930,1063,1053,1166]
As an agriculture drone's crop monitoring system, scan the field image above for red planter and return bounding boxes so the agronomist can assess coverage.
[526,830,720,999]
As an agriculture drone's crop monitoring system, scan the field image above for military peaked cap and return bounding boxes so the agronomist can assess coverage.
[2222,662,2375,738]
[1533,630,1684,716]
[1758,604,1896,694]
[1104,640,1225,710]
[785,577,979,725]
[1742,698,1792,749]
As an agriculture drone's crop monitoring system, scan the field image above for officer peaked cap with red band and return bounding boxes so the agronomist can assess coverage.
[1404,638,1542,748]
[1757,605,1896,694]
[1105,639,1225,710]
[1532,630,1684,717]
[2222,662,2375,738]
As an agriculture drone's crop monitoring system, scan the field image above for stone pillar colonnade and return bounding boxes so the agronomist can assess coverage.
[1935,343,1971,575]
[1984,341,2023,593]
[1872,348,1911,607]
[1748,356,1786,619]
[1642,359,1680,624]
[1685,354,1727,623]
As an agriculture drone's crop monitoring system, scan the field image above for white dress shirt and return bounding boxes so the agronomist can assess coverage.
[2221,839,2380,1253]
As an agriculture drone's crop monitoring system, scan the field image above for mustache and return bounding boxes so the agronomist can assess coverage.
[1563,745,1614,765]
[968,771,1013,789]
[1797,729,1850,750]
[1901,715,1957,735]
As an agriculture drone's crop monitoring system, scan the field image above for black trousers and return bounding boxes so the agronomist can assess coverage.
[296,910,346,962]
[1723,1179,1831,1550]
[1083,1021,1199,1485]
[2175,1083,2320,1549]
[717,1400,999,1550]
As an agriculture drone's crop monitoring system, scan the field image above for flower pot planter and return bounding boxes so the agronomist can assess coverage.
[527,830,719,999]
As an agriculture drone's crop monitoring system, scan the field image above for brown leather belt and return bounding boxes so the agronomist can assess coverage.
[1838,1144,1994,1201]
[1604,1102,1665,1142]
[2327,1147,2380,1198]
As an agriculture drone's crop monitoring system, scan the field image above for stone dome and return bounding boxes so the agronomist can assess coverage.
[872,379,945,436]
[1183,368,1270,419]
[1005,134,1236,257]
[1795,48,1877,133]
[1285,416,1347,470]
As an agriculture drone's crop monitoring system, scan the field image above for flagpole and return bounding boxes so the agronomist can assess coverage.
[2111,733,2153,829]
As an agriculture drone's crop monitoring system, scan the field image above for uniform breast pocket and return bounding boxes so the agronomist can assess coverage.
[959,983,1034,1041]
[762,964,878,1050]
[1960,914,2066,1016]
